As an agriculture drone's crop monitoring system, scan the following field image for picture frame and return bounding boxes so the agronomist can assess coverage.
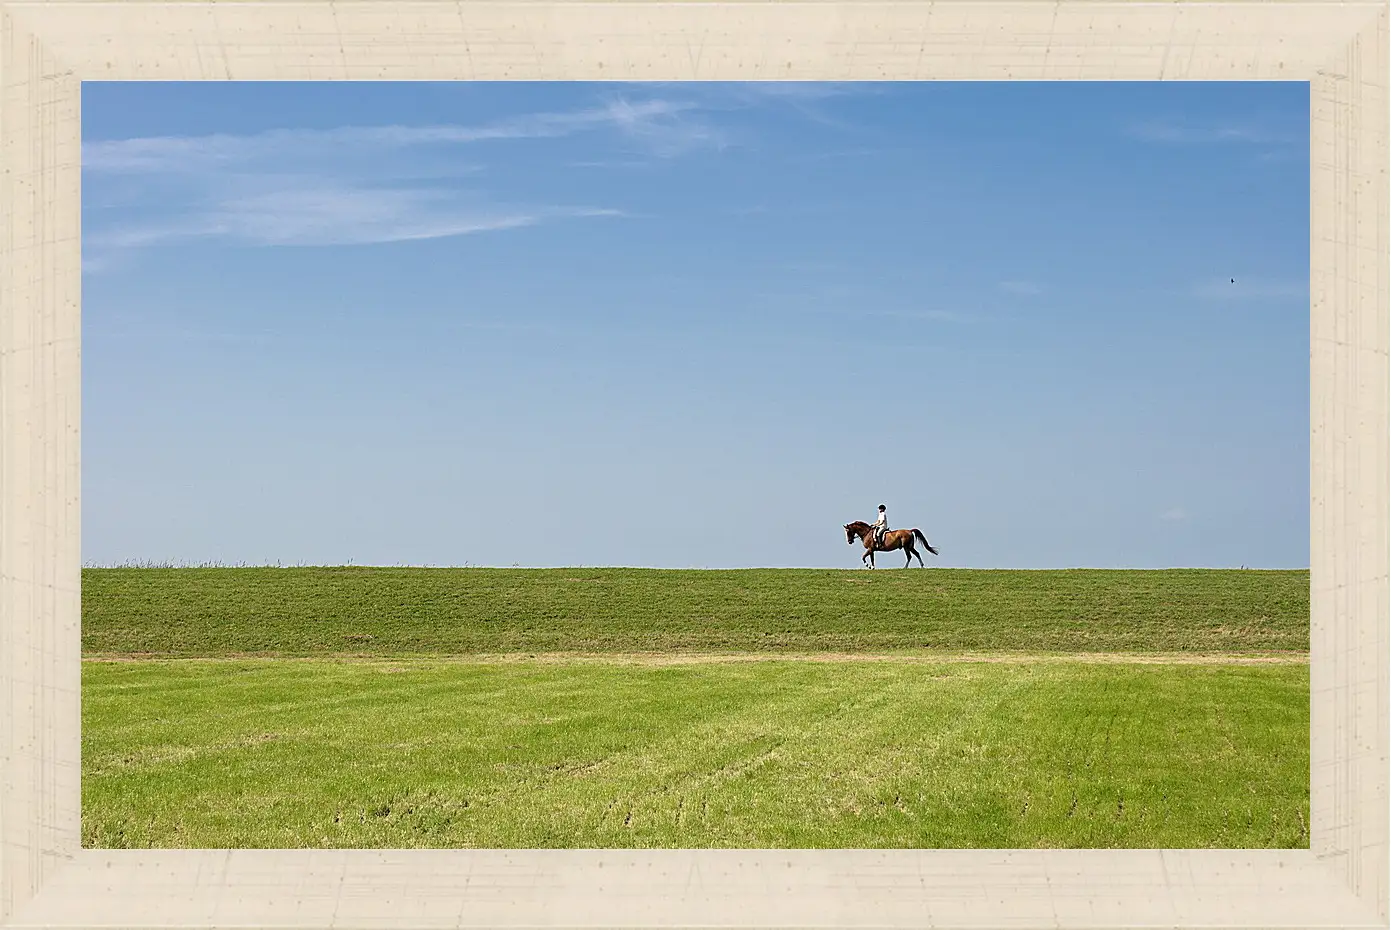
[1,1,1385,927]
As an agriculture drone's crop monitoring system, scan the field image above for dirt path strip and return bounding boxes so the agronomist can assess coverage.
[84,651,1309,666]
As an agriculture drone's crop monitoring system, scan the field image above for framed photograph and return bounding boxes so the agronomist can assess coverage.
[1,1,1385,928]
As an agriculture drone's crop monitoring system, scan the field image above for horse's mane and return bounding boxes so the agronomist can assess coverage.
[846,520,871,529]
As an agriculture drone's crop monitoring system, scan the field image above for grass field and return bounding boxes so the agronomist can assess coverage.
[83,567,1310,657]
[81,567,1310,849]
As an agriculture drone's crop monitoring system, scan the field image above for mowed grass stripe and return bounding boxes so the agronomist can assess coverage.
[82,567,1310,657]
[82,658,1310,849]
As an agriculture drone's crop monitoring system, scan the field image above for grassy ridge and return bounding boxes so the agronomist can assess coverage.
[82,567,1310,657]
[82,658,1310,849]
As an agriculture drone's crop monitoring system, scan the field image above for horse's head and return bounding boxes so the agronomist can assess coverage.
[844,522,862,545]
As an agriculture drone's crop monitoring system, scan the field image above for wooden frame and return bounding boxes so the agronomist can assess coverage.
[1,1,1385,927]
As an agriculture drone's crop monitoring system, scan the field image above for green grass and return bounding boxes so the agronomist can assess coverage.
[81,567,1310,849]
[82,567,1309,657]
[82,657,1309,849]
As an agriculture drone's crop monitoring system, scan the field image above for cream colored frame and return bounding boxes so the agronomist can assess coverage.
[1,1,1385,927]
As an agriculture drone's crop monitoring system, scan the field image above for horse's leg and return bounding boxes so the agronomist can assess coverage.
[914,544,925,567]
[904,544,912,568]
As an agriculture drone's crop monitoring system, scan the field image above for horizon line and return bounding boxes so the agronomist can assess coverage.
[80,562,1312,571]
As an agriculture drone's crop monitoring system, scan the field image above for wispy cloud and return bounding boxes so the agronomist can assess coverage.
[732,82,874,102]
[636,81,881,134]
[600,97,728,157]
[84,179,622,268]
[81,98,702,268]
[1159,508,1188,523]
[84,98,712,175]
[724,82,880,129]
[1126,119,1301,147]
[89,187,621,251]
[643,81,876,105]
[81,85,870,270]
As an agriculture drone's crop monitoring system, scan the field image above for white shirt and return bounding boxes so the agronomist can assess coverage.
[873,511,888,529]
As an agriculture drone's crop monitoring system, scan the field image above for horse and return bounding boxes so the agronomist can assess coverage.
[843,520,939,569]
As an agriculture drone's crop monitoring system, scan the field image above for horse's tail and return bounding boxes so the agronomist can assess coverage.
[913,528,939,556]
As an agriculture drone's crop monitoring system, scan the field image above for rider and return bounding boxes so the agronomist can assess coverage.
[871,504,889,548]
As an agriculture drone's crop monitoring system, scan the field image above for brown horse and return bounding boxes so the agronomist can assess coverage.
[843,520,939,569]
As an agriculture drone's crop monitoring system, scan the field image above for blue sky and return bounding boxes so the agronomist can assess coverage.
[81,81,1310,570]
